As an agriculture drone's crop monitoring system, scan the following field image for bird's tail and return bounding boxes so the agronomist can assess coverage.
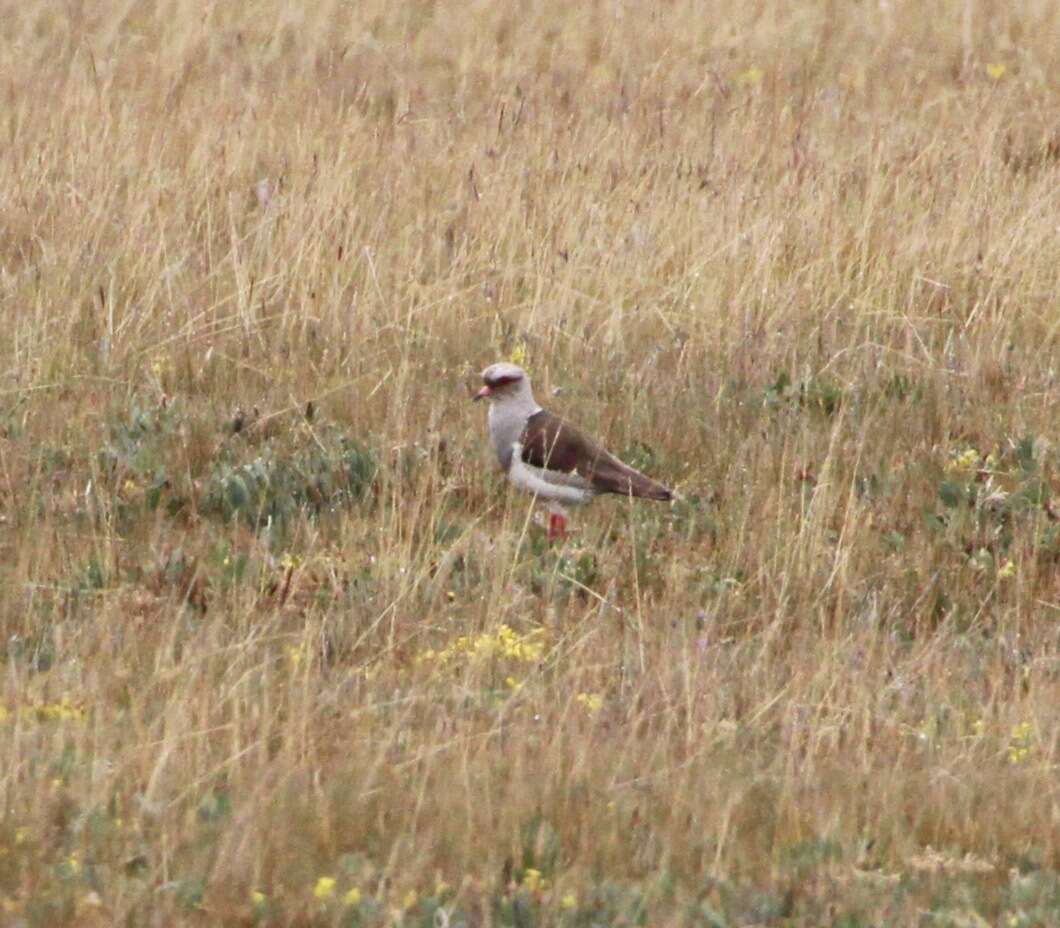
[628,474,673,501]
[610,461,673,501]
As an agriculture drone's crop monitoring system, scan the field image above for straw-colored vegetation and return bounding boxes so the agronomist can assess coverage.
[1,0,1058,924]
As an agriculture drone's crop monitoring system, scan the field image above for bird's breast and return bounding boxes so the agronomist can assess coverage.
[488,406,529,471]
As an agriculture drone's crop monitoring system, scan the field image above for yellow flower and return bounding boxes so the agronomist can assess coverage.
[739,65,763,84]
[509,342,529,368]
[522,869,544,892]
[250,891,266,907]
[32,699,87,722]
[1007,721,1034,764]
[561,893,578,910]
[420,625,547,668]
[313,876,336,899]
[505,676,523,692]
[985,62,1007,80]
[946,448,980,475]
[576,692,604,713]
[343,887,362,907]
[402,889,418,909]
[997,560,1016,580]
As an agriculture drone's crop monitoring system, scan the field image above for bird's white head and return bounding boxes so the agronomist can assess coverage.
[473,362,537,407]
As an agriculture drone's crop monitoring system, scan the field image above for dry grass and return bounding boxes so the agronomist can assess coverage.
[1,0,1059,924]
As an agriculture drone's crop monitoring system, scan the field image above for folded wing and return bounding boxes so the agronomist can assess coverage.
[520,410,672,500]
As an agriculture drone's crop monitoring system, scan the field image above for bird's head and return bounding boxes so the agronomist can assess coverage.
[473,362,532,403]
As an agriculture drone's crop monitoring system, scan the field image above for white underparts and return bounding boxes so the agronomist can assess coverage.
[507,442,594,509]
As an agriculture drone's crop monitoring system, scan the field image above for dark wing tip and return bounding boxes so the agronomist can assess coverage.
[642,482,673,501]
[606,469,675,501]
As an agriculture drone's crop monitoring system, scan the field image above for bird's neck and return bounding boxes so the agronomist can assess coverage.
[492,393,541,423]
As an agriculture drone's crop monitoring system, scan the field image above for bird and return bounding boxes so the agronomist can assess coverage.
[473,362,673,541]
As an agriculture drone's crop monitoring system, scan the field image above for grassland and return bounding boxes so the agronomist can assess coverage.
[1,0,1059,924]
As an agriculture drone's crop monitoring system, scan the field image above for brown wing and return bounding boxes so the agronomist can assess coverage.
[520,410,673,500]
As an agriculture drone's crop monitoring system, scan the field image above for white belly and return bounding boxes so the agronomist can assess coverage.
[507,442,594,508]
[508,455,594,506]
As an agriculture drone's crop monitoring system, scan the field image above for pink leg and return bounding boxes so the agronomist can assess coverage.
[548,512,568,543]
